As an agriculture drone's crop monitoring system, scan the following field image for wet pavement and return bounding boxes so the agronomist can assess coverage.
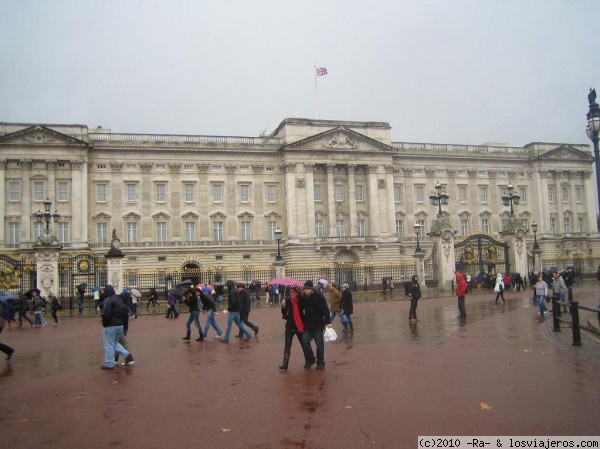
[0,284,599,449]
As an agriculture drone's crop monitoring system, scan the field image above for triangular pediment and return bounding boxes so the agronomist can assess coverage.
[181,211,199,220]
[237,211,255,219]
[92,212,112,220]
[209,211,227,219]
[0,125,88,147]
[281,126,394,153]
[152,212,171,220]
[264,210,282,219]
[544,145,594,161]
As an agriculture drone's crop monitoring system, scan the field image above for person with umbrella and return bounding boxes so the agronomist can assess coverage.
[278,286,306,370]
[76,283,86,315]
[146,287,159,312]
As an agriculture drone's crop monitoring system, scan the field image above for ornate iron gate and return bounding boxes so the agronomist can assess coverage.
[58,251,107,311]
[0,251,35,295]
[454,234,509,276]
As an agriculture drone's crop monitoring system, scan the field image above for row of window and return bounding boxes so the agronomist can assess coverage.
[6,212,587,244]
[7,180,585,207]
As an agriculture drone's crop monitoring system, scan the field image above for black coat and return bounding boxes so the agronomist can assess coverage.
[225,280,241,312]
[101,286,129,328]
[281,297,304,332]
[300,290,331,332]
[340,290,354,316]
[239,289,251,314]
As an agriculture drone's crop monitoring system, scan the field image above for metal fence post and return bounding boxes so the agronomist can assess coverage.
[570,301,582,346]
[552,295,561,332]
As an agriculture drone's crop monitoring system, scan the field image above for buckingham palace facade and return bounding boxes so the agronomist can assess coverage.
[0,117,597,280]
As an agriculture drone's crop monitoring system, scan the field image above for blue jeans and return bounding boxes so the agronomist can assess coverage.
[536,295,547,314]
[103,325,130,368]
[186,311,202,334]
[330,311,346,323]
[301,329,325,366]
[223,312,251,341]
[203,309,223,337]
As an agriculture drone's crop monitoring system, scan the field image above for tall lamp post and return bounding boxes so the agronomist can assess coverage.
[429,181,449,217]
[414,223,423,255]
[35,198,60,238]
[586,88,600,230]
[531,221,542,272]
[274,228,283,261]
[501,183,520,216]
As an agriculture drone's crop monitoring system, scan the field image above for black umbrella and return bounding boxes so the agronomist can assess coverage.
[172,279,193,297]
[76,282,87,293]
[25,288,41,299]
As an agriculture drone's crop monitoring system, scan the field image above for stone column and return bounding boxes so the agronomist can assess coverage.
[71,160,86,244]
[22,160,32,242]
[429,219,456,293]
[347,164,357,236]
[326,164,336,237]
[284,163,299,238]
[35,244,61,299]
[367,165,380,237]
[305,164,316,238]
[501,225,528,277]
[273,259,285,278]
[0,160,5,243]
[105,242,125,293]
[413,251,426,294]
[385,165,396,237]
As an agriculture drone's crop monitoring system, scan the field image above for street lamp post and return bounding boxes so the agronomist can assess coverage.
[429,181,449,217]
[501,183,520,216]
[274,228,283,261]
[35,198,60,237]
[414,223,423,255]
[531,221,542,272]
[586,88,600,230]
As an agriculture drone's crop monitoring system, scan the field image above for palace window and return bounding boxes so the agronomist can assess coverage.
[185,222,196,241]
[334,184,344,202]
[479,186,487,203]
[184,183,195,202]
[9,222,20,244]
[213,184,223,202]
[97,223,108,243]
[394,185,402,203]
[33,182,44,201]
[156,222,167,242]
[57,222,69,243]
[548,186,555,203]
[267,184,276,203]
[415,185,424,203]
[97,184,107,202]
[127,222,138,242]
[241,221,251,241]
[213,221,224,241]
[57,182,69,202]
[336,219,346,237]
[314,184,322,202]
[396,219,403,238]
[357,219,366,237]
[315,219,324,238]
[126,183,138,202]
[355,185,364,202]
[156,183,167,203]
[8,182,20,201]
[240,184,250,203]
[561,186,569,203]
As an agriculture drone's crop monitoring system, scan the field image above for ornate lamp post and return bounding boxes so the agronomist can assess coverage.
[35,198,60,241]
[274,228,283,261]
[414,223,423,255]
[501,183,520,216]
[586,88,600,230]
[429,181,449,217]
[531,221,542,272]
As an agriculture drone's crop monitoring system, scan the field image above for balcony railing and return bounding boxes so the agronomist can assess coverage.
[89,132,281,146]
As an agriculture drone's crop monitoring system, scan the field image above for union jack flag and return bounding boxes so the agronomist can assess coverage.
[316,67,328,76]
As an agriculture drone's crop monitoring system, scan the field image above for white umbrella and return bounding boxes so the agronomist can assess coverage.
[130,288,142,298]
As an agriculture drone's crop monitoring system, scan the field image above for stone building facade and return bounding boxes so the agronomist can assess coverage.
[0,117,597,277]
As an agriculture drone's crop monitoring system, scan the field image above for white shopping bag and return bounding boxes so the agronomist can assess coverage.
[323,326,337,343]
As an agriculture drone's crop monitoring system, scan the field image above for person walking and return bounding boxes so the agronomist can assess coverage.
[455,270,468,319]
[32,291,45,327]
[15,292,33,327]
[340,283,354,333]
[407,275,422,322]
[146,287,158,312]
[0,304,15,361]
[221,280,252,342]
[552,270,569,314]
[199,289,223,339]
[300,280,331,370]
[165,292,179,318]
[328,283,347,332]
[236,283,259,337]
[534,274,549,315]
[100,285,134,370]
[182,288,205,341]
[279,286,306,370]
[494,273,506,303]
[49,292,61,324]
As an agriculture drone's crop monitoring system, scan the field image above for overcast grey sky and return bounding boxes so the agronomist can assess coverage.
[1,0,599,146]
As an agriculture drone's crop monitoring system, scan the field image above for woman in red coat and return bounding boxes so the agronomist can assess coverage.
[455,271,468,319]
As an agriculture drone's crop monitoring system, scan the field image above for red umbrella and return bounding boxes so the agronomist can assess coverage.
[269,277,303,288]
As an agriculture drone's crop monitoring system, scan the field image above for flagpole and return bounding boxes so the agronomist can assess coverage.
[314,66,320,120]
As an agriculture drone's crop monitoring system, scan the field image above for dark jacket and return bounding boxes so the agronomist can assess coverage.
[101,285,129,328]
[408,281,422,300]
[281,296,304,332]
[16,294,29,313]
[301,289,331,332]
[239,289,251,314]
[340,289,354,316]
[184,292,200,312]
[226,280,240,312]
[198,290,216,311]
